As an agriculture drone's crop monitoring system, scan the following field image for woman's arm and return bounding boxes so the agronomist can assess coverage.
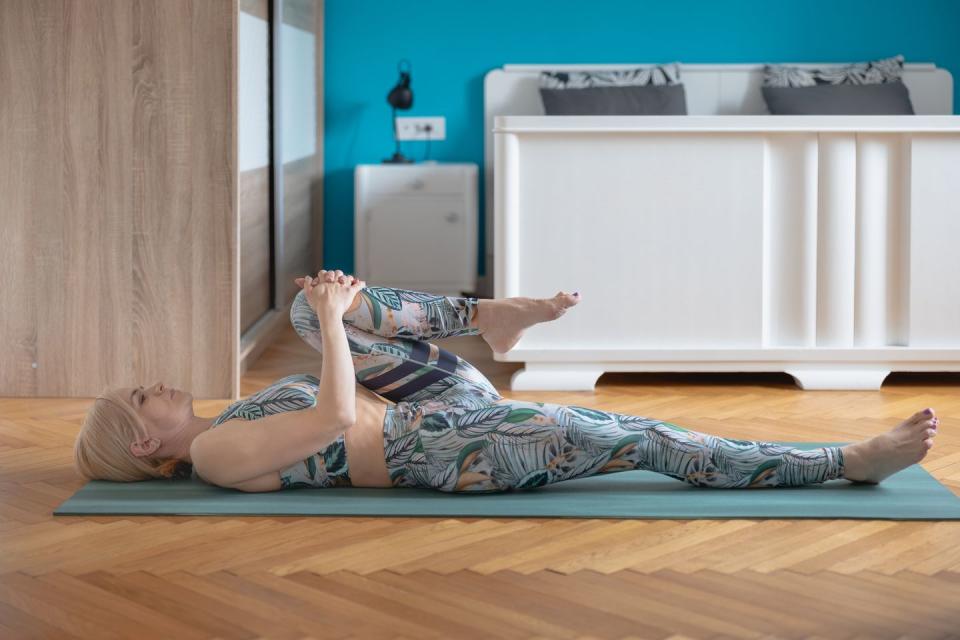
[190,309,357,488]
[314,308,357,424]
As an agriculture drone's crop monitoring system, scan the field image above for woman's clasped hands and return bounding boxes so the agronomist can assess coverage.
[294,269,366,319]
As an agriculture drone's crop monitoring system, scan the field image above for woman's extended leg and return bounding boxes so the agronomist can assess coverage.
[290,288,502,406]
[296,273,581,351]
[382,398,848,492]
[342,286,483,340]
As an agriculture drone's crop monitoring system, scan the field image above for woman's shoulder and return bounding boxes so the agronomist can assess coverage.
[255,374,322,411]
[213,374,321,425]
[243,373,321,397]
[275,373,320,386]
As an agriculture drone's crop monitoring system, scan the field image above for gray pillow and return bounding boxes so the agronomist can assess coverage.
[540,84,688,115]
[761,81,915,115]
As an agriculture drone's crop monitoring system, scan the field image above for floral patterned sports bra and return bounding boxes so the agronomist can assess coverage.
[191,373,352,489]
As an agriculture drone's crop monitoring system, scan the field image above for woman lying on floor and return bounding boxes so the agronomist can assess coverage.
[75,270,939,492]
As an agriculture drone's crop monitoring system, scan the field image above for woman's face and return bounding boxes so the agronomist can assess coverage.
[119,382,194,436]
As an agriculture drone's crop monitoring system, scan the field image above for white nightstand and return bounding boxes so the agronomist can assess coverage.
[354,163,478,297]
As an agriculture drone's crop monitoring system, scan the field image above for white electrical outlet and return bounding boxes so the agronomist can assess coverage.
[395,116,446,141]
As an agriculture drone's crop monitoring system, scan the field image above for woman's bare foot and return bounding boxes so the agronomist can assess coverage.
[840,408,939,484]
[478,291,581,353]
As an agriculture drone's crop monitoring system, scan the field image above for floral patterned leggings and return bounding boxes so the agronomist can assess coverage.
[290,286,847,493]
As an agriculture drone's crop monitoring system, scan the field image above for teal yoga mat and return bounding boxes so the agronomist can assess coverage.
[54,442,960,520]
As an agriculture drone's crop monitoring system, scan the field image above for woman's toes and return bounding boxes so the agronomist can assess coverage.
[541,295,561,318]
[554,291,580,308]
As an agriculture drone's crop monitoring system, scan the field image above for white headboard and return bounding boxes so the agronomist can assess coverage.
[477,61,954,296]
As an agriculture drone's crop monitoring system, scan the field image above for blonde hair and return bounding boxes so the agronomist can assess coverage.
[73,387,193,482]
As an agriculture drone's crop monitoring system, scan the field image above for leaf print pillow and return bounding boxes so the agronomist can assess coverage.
[762,54,906,88]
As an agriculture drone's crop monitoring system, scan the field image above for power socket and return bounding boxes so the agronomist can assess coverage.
[395,116,446,141]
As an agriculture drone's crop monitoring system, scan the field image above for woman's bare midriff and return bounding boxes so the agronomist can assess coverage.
[342,384,393,487]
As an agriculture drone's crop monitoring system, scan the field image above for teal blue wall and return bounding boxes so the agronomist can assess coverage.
[323,0,960,277]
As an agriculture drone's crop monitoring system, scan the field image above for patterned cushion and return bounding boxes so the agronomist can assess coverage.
[762,54,906,88]
[540,63,683,89]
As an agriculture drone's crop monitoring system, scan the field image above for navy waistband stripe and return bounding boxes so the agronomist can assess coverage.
[381,367,457,402]
[360,340,431,388]
[436,347,458,374]
[363,345,461,402]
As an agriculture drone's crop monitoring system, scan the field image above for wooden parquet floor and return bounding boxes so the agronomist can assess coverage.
[2,324,960,639]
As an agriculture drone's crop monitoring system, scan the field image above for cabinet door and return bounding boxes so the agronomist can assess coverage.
[365,198,467,291]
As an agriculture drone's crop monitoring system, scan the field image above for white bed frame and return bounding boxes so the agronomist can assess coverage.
[482,62,960,391]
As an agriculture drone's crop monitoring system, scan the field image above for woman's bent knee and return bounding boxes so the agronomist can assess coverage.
[291,289,317,333]
[290,289,324,349]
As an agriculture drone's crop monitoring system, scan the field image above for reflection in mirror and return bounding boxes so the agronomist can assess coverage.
[278,0,322,306]
[238,0,272,334]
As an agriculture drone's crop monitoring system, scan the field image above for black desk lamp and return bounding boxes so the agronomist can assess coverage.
[383,59,414,164]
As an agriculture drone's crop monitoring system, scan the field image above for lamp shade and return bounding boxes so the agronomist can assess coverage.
[387,70,413,110]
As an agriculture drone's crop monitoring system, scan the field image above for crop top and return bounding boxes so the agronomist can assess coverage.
[191,373,352,489]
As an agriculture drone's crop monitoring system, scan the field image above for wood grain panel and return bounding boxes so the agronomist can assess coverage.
[132,0,236,399]
[240,167,272,334]
[281,154,320,303]
[0,0,132,397]
[0,0,237,398]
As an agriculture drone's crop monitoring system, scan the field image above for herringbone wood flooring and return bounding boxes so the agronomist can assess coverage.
[2,324,959,639]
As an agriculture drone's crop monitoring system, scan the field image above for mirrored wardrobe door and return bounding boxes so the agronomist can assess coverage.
[238,0,273,335]
[274,0,324,307]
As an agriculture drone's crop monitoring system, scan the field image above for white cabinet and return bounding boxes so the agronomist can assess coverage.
[355,163,478,296]
[494,117,960,391]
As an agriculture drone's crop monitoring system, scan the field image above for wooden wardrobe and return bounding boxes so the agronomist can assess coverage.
[0,0,324,400]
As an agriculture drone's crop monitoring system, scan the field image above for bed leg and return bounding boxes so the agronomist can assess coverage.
[785,368,891,391]
[509,363,605,391]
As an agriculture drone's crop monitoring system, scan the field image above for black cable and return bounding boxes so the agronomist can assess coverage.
[392,106,401,158]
